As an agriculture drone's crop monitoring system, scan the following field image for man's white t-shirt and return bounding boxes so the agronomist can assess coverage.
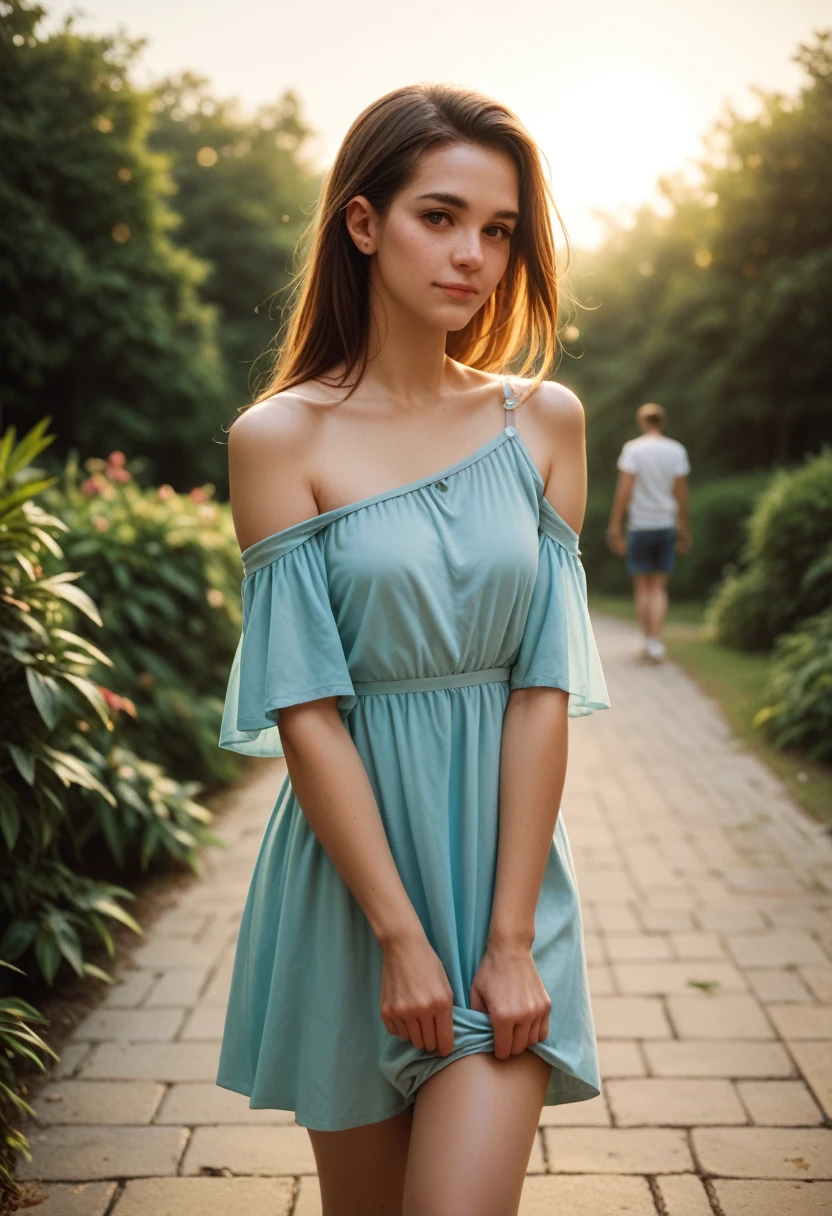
[617,434,691,531]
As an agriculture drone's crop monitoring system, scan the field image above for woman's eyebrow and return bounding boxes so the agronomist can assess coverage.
[415,191,519,221]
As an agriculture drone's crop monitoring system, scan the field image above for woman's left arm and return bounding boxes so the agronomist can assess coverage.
[470,688,568,1059]
[470,381,588,1061]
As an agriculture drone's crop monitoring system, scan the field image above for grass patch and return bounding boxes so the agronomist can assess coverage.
[589,593,832,829]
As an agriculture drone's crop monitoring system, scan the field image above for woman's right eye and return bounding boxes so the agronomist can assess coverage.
[424,211,450,226]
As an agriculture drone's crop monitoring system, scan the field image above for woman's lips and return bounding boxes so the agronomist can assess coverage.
[436,284,477,299]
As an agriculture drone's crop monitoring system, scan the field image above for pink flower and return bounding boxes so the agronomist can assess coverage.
[81,477,101,497]
[92,516,110,533]
[97,685,138,719]
[189,487,208,503]
[157,484,176,502]
[107,466,132,483]
[108,451,127,467]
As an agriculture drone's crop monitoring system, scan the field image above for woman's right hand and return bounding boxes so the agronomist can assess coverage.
[379,934,455,1057]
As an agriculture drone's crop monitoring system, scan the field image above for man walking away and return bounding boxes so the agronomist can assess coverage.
[606,403,692,663]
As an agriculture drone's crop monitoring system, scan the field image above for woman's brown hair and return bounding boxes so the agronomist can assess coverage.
[252,82,570,406]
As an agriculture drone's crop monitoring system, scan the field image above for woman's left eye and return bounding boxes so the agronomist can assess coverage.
[485,225,512,240]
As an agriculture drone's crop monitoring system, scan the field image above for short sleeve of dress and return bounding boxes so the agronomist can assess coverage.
[676,445,691,476]
[509,498,611,718]
[219,534,356,757]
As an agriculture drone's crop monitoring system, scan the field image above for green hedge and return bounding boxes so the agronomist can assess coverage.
[707,449,832,651]
[753,610,832,763]
[580,471,772,600]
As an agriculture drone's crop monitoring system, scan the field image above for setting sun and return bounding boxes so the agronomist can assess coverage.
[537,68,703,249]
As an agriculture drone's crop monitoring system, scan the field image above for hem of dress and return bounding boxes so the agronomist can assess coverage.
[397,1042,598,1105]
[509,675,610,716]
[542,1077,600,1106]
[217,1049,598,1132]
[216,1073,412,1132]
[509,673,570,694]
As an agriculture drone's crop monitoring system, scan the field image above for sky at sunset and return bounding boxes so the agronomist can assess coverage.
[50,0,828,248]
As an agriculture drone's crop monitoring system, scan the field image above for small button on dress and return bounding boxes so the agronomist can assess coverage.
[215,377,611,1132]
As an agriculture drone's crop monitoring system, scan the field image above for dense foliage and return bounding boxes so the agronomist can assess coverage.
[0,421,227,998]
[0,960,55,1202]
[706,450,832,651]
[46,450,244,786]
[149,73,320,405]
[754,611,832,763]
[0,1,231,490]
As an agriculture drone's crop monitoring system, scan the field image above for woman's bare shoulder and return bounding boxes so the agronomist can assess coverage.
[513,377,587,531]
[227,385,333,549]
[229,384,329,453]
[514,377,584,434]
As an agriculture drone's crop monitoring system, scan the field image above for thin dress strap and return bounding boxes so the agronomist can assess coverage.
[501,376,521,428]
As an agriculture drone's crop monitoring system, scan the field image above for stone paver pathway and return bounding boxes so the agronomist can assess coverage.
[18,613,832,1215]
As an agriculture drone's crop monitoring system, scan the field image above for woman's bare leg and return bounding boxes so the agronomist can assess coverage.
[402,1051,551,1216]
[307,1107,413,1216]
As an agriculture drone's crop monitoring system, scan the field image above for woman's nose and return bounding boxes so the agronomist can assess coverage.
[451,233,485,269]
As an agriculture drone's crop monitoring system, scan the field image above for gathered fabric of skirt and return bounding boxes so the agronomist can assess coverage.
[216,425,610,1131]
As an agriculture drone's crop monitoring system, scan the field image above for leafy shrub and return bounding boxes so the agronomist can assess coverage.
[580,471,771,600]
[708,449,832,651]
[0,420,219,992]
[44,449,244,786]
[753,610,832,762]
[0,961,56,1203]
[700,565,777,654]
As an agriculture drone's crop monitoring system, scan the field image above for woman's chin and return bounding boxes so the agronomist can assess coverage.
[396,298,480,334]
[430,304,479,332]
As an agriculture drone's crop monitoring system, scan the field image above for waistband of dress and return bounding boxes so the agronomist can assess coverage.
[352,667,511,696]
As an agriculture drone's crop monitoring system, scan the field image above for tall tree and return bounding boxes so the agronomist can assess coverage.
[0,0,227,488]
[149,75,321,406]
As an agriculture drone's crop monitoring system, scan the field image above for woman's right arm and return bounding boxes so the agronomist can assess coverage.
[227,399,455,1057]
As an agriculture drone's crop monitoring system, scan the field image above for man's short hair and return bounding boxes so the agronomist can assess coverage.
[637,402,666,430]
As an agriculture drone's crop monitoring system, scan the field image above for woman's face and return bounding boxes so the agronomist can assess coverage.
[348,141,520,332]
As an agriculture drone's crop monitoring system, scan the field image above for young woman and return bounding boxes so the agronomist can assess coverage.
[216,82,610,1216]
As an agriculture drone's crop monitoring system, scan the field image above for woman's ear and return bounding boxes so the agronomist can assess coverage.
[345,195,379,255]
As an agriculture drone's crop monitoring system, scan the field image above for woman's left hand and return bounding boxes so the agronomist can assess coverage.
[470,942,551,1061]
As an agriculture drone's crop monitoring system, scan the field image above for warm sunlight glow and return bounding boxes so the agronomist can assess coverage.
[538,68,703,250]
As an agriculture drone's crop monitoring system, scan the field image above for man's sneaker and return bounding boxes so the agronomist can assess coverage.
[645,637,666,662]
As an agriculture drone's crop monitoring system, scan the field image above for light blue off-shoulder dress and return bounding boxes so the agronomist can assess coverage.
[215,377,610,1131]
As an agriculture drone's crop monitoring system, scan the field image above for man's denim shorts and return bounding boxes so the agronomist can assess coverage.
[627,527,676,575]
